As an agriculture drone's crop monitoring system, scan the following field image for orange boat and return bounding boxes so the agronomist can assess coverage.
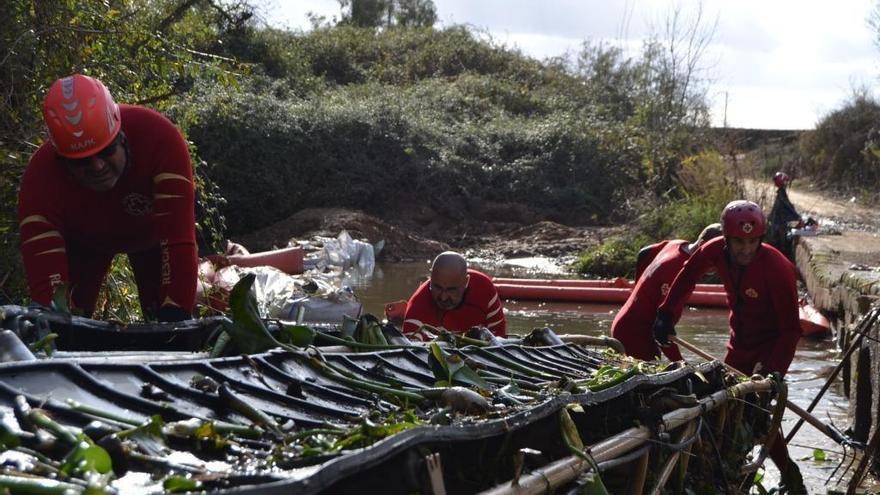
[492,277,726,293]
[492,278,831,338]
[799,298,832,338]
[493,281,727,307]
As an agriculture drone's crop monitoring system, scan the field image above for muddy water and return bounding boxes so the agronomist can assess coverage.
[344,261,856,494]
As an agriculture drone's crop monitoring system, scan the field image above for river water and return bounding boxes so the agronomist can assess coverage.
[343,261,858,494]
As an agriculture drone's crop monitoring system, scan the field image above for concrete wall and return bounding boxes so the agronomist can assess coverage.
[795,233,880,442]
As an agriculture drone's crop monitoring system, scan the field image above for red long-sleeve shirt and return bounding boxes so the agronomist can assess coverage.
[657,237,801,374]
[612,240,687,361]
[18,105,197,313]
[403,269,507,337]
[635,240,669,281]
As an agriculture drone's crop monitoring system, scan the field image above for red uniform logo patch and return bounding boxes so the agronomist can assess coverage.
[123,193,153,216]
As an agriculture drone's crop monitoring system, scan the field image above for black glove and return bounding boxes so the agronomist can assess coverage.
[156,305,192,323]
[652,311,676,348]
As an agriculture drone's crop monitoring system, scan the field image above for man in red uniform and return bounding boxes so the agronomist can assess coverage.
[652,200,805,493]
[767,171,802,256]
[402,252,506,337]
[610,223,721,361]
[18,74,197,321]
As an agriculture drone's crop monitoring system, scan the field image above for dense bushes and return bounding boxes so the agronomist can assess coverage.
[188,72,644,235]
[190,25,713,236]
[797,93,880,194]
[1,2,719,304]
[0,0,250,305]
[576,151,736,277]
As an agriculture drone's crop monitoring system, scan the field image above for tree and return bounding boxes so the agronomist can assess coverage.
[576,3,717,196]
[0,0,251,305]
[394,0,437,27]
[337,0,436,28]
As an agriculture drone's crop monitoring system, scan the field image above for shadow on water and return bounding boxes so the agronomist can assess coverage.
[345,262,856,493]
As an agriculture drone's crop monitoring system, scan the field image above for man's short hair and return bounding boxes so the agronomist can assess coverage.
[697,223,723,244]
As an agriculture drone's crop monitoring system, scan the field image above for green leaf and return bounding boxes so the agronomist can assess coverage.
[813,448,827,462]
[566,404,585,414]
[119,415,166,456]
[0,417,20,449]
[427,343,489,390]
[278,323,316,347]
[51,284,71,313]
[227,274,280,353]
[559,408,583,452]
[449,361,490,391]
[354,315,388,346]
[579,472,610,495]
[81,444,112,474]
[60,440,112,475]
[210,330,231,358]
[428,343,450,382]
[29,333,58,356]
[163,475,203,493]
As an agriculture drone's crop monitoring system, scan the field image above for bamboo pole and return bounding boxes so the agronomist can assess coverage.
[671,335,853,447]
[674,420,697,495]
[557,334,626,354]
[786,306,880,443]
[846,426,880,495]
[626,450,650,495]
[648,420,697,495]
[478,378,774,495]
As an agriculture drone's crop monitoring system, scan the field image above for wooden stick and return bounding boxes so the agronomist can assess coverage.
[847,425,880,495]
[557,334,625,353]
[671,335,853,448]
[478,379,774,495]
[786,306,880,442]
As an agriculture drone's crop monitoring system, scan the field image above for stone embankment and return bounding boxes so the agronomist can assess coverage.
[796,232,880,444]
[795,230,880,444]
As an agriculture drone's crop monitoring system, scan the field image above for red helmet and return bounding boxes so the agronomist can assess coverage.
[42,75,121,158]
[773,171,790,188]
[721,200,766,238]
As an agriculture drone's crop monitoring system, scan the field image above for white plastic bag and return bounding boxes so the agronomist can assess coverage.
[312,230,376,276]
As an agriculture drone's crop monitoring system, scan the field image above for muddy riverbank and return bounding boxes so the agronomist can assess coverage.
[233,207,618,270]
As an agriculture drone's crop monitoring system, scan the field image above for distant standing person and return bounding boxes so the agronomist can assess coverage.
[767,171,801,255]
[652,200,806,493]
[402,252,507,338]
[611,223,722,361]
[18,74,197,321]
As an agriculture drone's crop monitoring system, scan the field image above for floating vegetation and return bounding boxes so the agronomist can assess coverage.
[0,276,787,493]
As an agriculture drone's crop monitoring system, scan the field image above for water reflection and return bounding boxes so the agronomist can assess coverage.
[344,262,852,493]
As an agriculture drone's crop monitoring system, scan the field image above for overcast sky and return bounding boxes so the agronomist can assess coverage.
[264,0,879,130]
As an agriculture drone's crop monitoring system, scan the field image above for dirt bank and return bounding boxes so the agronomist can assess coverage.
[230,176,880,267]
[233,208,613,264]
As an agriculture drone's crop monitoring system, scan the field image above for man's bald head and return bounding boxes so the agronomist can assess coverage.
[429,252,469,310]
[431,251,468,276]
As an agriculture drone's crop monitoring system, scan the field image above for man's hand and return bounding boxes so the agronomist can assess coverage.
[652,311,677,348]
[206,254,230,268]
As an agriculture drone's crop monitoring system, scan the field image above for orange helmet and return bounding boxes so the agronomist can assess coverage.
[721,200,766,239]
[42,75,121,158]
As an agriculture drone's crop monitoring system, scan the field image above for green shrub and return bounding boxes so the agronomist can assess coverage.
[0,0,246,307]
[577,151,736,277]
[189,77,646,235]
[575,235,650,278]
[799,92,880,191]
